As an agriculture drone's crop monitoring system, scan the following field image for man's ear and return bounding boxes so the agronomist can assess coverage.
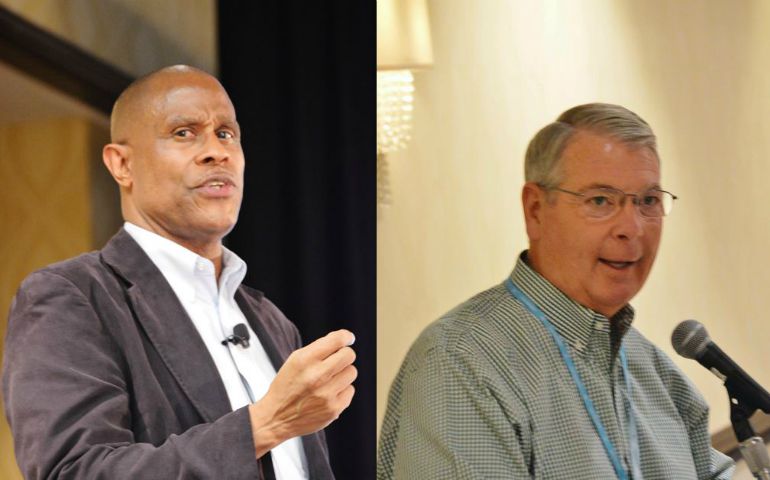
[522,182,546,241]
[102,143,133,188]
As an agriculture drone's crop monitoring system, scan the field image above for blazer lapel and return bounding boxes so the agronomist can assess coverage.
[101,229,232,423]
[235,291,285,369]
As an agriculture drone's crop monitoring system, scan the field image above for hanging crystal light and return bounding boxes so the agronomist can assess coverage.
[377,70,414,155]
[377,0,433,205]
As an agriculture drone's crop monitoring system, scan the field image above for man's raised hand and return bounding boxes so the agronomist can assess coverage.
[248,329,357,457]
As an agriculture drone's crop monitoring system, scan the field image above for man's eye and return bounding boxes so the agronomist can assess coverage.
[217,131,234,139]
[588,195,612,206]
[642,195,660,206]
[174,129,193,138]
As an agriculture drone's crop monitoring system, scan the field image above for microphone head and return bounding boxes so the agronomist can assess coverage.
[671,319,711,359]
[233,323,250,348]
[233,323,250,340]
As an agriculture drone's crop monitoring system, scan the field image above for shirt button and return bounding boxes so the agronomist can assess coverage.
[574,339,586,350]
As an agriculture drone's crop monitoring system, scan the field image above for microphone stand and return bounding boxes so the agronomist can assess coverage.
[728,382,770,480]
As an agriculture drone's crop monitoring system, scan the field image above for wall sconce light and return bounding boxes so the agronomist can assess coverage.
[377,0,433,205]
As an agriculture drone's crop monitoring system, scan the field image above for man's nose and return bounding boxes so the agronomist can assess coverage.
[612,197,645,239]
[196,132,229,165]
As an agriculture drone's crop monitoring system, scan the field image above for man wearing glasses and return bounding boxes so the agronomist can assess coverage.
[378,103,734,479]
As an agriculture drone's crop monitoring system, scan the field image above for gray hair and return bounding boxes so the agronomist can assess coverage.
[524,103,658,188]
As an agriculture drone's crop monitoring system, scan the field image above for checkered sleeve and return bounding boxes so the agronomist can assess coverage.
[378,325,532,479]
[649,341,735,479]
[709,447,735,480]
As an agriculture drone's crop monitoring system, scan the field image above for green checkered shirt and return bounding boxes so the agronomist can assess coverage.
[378,252,734,479]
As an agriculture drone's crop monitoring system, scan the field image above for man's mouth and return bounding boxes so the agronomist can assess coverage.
[194,176,237,197]
[599,258,637,270]
[204,180,227,189]
[195,171,237,189]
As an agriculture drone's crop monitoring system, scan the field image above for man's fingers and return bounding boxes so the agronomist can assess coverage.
[321,345,356,376]
[322,364,358,396]
[301,329,355,361]
[325,379,355,420]
[336,385,355,411]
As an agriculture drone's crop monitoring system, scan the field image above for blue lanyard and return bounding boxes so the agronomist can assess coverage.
[505,279,642,480]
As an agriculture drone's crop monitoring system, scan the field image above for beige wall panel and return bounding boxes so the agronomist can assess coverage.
[0,118,97,480]
[0,0,217,76]
[378,0,770,446]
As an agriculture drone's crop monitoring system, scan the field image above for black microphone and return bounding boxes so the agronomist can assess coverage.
[221,323,250,348]
[671,319,770,413]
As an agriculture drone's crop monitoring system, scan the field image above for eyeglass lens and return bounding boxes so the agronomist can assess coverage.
[580,188,674,218]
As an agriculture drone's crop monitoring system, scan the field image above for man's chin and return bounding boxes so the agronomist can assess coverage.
[186,215,238,240]
[203,221,237,238]
[591,290,638,317]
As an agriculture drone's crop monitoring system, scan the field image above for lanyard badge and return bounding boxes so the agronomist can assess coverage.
[504,279,642,480]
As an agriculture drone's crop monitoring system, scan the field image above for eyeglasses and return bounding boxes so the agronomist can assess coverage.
[546,185,678,219]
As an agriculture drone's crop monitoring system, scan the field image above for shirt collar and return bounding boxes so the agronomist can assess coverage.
[509,251,634,353]
[219,246,248,295]
[123,222,247,301]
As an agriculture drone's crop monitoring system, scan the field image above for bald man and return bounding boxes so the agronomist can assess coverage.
[2,66,354,479]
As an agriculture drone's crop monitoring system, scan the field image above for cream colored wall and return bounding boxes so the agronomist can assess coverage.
[0,118,107,480]
[0,0,217,76]
[378,0,770,441]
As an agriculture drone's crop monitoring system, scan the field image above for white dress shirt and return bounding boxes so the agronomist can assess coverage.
[124,222,308,479]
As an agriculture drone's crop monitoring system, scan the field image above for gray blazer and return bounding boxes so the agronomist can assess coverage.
[2,229,334,479]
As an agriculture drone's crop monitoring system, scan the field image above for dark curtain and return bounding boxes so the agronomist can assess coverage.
[218,1,375,478]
